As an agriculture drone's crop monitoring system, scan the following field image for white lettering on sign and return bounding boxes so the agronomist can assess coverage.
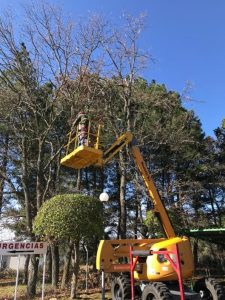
[0,242,47,255]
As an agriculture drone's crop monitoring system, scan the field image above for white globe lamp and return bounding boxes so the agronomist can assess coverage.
[99,192,109,202]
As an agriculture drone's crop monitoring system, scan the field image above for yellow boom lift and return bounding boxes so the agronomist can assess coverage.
[61,123,225,300]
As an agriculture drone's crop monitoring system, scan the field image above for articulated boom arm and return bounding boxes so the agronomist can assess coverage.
[129,139,175,238]
[98,132,133,165]
[98,132,175,239]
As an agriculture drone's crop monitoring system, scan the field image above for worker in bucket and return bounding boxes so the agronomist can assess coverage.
[72,112,89,146]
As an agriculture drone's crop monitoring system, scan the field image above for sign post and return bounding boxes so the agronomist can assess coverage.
[101,271,105,300]
[0,242,47,299]
[14,255,20,300]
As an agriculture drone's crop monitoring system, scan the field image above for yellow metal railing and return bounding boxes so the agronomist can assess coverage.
[64,122,102,155]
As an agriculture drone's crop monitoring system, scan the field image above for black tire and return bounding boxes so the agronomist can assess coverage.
[193,278,225,300]
[142,282,172,300]
[111,275,131,300]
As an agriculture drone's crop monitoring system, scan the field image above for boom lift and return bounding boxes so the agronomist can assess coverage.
[60,123,224,300]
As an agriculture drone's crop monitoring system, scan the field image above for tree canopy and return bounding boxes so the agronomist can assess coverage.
[33,194,103,242]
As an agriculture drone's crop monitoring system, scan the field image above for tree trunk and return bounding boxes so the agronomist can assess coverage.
[36,139,43,211]
[208,188,217,226]
[193,239,198,272]
[23,255,30,284]
[0,133,9,215]
[118,152,126,239]
[70,241,80,299]
[76,169,81,191]
[61,242,73,289]
[116,164,121,239]
[21,138,33,233]
[27,254,39,297]
[51,243,59,288]
[134,196,138,239]
[46,246,52,283]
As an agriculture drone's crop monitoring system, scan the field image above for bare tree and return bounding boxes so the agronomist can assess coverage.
[99,13,149,238]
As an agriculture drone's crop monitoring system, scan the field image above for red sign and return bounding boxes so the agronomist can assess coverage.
[0,242,47,255]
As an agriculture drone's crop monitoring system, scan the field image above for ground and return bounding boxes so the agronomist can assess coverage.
[1,276,224,299]
[0,266,111,299]
[0,284,111,299]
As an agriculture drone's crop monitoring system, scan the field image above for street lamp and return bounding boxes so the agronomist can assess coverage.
[99,191,109,300]
[99,192,109,202]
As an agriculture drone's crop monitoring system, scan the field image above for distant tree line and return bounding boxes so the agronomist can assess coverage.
[0,2,224,298]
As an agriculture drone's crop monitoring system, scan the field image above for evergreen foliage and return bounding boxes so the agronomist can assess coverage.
[33,194,103,242]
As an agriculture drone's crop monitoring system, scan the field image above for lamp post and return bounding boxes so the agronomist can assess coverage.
[99,192,109,300]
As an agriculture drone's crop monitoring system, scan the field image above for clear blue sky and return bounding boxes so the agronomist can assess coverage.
[1,0,225,137]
